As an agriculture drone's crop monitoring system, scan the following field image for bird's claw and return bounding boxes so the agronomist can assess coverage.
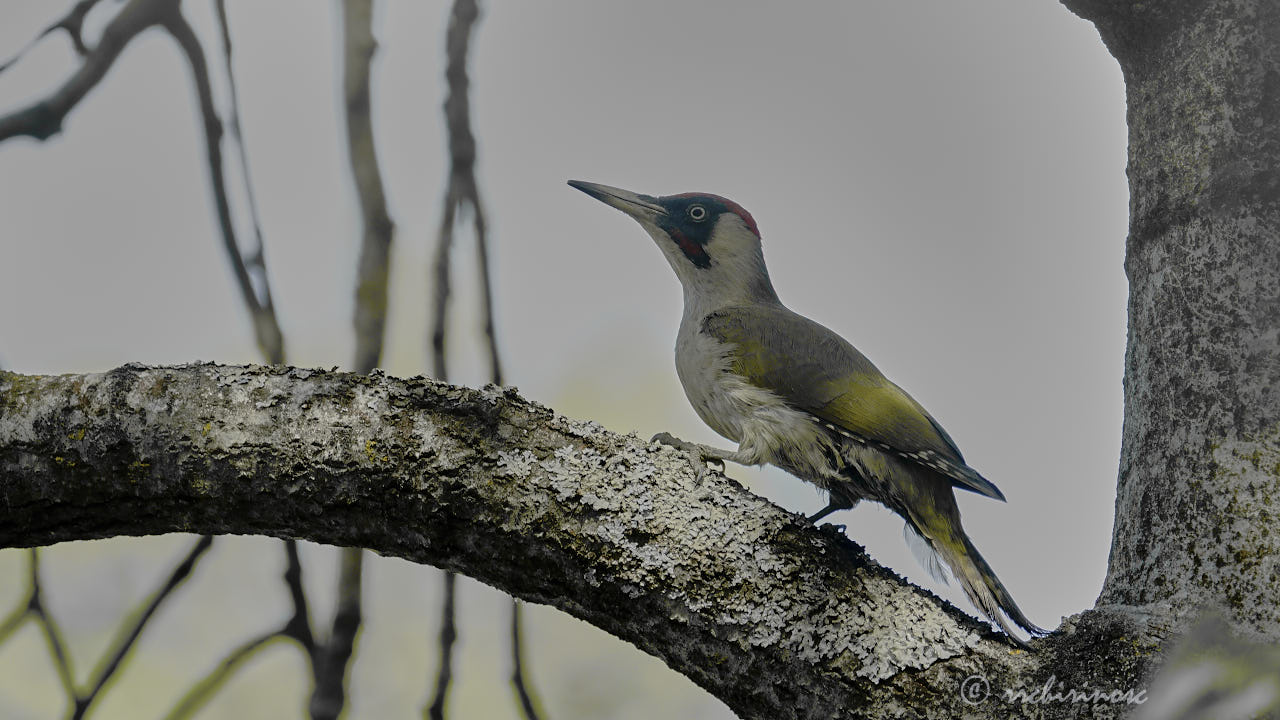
[651,432,723,482]
[651,431,693,452]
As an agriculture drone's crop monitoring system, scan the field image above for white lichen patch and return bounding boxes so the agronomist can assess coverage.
[543,446,619,507]
[495,449,537,478]
[349,382,389,417]
[595,470,984,683]
[550,414,609,440]
[408,418,472,478]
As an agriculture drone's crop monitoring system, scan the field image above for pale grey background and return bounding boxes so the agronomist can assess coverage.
[0,1,1126,718]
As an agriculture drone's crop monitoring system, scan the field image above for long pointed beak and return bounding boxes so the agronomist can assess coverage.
[568,180,666,221]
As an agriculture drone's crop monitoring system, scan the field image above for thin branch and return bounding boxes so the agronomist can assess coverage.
[0,0,105,74]
[509,601,544,720]
[161,631,285,720]
[0,0,173,141]
[0,599,26,646]
[311,548,365,720]
[162,6,285,365]
[342,0,395,376]
[71,535,214,720]
[281,540,317,652]
[430,197,457,381]
[425,571,458,720]
[212,0,275,322]
[474,203,503,386]
[160,543,315,720]
[431,0,486,382]
[28,550,78,704]
[0,551,35,645]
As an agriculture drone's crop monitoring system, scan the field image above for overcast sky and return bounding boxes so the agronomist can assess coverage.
[0,1,1127,717]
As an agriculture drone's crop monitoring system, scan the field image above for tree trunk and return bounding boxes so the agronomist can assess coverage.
[1059,0,1280,640]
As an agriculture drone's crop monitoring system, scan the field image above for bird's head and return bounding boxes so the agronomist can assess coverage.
[569,180,779,306]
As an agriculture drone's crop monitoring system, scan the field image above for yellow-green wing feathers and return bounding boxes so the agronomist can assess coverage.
[702,305,1005,501]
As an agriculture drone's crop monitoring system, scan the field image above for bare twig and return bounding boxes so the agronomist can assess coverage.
[0,540,215,719]
[0,593,25,646]
[28,550,78,703]
[430,195,456,381]
[0,0,104,73]
[342,0,395,376]
[475,207,503,386]
[161,631,284,720]
[510,601,544,720]
[430,0,486,382]
[310,548,365,720]
[213,0,272,307]
[425,571,458,720]
[0,0,174,141]
[162,541,316,720]
[282,540,317,652]
[162,5,285,364]
[71,535,214,720]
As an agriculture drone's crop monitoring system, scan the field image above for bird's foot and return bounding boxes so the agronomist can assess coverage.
[805,510,847,534]
[651,432,725,481]
[806,499,855,530]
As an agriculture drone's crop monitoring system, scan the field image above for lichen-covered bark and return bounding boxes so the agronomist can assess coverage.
[0,364,1152,719]
[1060,0,1280,640]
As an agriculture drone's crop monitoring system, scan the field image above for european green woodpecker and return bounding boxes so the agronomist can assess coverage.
[569,180,1045,645]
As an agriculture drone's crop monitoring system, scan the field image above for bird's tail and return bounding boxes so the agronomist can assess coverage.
[907,520,1046,647]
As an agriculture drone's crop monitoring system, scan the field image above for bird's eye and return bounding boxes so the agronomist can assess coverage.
[688,205,708,222]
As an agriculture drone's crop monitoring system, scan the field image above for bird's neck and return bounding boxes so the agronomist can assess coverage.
[680,270,782,325]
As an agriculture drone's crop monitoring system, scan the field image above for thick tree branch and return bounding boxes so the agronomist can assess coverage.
[0,363,1154,719]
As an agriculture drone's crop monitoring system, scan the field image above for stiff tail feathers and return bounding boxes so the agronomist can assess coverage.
[908,523,1046,647]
